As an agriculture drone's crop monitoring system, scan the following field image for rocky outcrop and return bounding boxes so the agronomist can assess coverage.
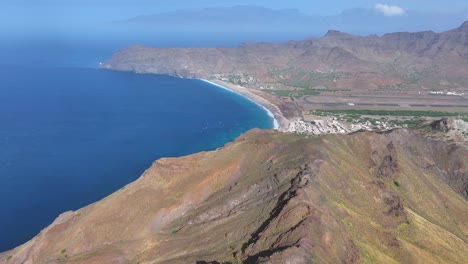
[1,129,467,263]
[431,118,453,131]
[374,142,399,179]
[431,118,468,133]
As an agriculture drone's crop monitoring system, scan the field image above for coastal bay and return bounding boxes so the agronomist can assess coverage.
[200,79,287,130]
[0,63,273,251]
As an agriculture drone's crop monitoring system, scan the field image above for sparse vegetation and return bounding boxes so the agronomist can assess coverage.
[311,109,468,118]
[393,181,400,187]
[264,86,355,100]
[387,119,426,128]
[60,249,66,254]
[376,63,436,90]
[6,256,12,261]
[224,74,253,86]
[171,229,179,234]
[271,69,351,90]
[265,89,296,97]
[310,109,468,127]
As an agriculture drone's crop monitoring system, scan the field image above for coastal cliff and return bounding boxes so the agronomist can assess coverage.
[1,128,467,263]
[100,22,468,93]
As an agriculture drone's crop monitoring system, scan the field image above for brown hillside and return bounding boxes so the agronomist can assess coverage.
[100,22,468,93]
[1,129,467,263]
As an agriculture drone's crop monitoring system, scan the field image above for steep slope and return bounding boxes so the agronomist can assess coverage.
[1,129,467,263]
[100,22,468,92]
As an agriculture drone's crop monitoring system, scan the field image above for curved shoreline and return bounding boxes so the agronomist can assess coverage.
[199,79,288,131]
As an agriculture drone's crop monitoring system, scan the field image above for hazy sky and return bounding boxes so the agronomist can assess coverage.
[2,0,468,37]
[3,0,468,12]
[3,0,468,19]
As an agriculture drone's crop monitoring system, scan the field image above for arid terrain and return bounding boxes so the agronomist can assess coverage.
[101,21,468,123]
[1,21,467,264]
[1,122,467,263]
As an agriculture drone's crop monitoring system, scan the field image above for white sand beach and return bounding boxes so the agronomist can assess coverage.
[200,79,289,130]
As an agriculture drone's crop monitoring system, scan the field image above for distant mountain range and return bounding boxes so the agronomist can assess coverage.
[116,5,468,36]
[101,22,468,93]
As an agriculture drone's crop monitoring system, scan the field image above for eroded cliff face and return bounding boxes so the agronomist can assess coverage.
[1,129,467,264]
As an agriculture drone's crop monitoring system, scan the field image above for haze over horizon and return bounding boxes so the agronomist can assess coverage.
[2,0,468,41]
[1,0,468,262]
[3,0,468,16]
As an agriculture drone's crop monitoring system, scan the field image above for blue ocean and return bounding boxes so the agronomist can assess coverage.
[0,37,273,251]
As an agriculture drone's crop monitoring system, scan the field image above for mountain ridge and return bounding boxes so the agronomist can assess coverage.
[1,128,466,263]
[101,22,468,91]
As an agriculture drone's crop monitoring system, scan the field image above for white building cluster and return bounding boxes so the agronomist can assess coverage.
[287,118,397,135]
[429,91,465,96]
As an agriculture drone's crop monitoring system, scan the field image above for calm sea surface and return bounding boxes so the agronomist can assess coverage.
[0,37,273,251]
